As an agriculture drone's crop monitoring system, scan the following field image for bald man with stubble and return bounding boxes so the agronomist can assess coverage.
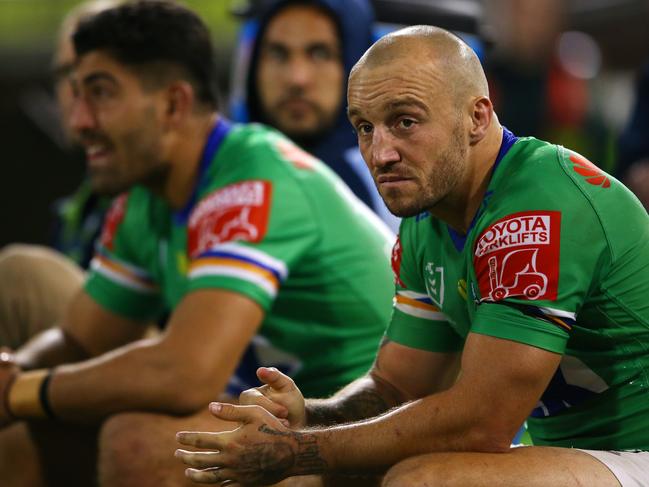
[177,25,649,487]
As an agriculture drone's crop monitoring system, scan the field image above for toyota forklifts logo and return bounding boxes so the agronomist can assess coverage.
[474,211,561,302]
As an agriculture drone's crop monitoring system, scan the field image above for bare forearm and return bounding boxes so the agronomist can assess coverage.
[14,327,90,370]
[305,373,406,426]
[48,337,223,422]
[310,391,511,475]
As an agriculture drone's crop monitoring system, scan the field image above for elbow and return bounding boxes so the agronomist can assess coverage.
[151,338,230,415]
[461,422,516,453]
[158,364,227,415]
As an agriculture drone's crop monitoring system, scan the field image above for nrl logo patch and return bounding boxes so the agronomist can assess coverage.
[424,262,444,307]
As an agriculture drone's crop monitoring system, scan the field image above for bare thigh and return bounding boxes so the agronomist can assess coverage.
[382,446,622,487]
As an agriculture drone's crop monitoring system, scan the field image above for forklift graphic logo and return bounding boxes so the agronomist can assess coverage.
[487,248,548,301]
[474,211,561,302]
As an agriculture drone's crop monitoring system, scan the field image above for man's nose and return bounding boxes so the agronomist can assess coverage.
[371,128,400,168]
[69,96,97,134]
[286,56,313,87]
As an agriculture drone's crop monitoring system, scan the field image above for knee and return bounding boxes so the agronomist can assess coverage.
[99,413,155,482]
[0,244,56,265]
[99,412,187,487]
[0,243,84,288]
[100,412,154,462]
[382,457,443,487]
[0,244,38,277]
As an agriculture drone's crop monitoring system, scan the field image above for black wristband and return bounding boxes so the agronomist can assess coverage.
[38,369,57,420]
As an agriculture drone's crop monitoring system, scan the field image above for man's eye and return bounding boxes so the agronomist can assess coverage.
[89,84,111,100]
[265,46,288,62]
[310,45,337,62]
[357,124,372,135]
[398,119,416,129]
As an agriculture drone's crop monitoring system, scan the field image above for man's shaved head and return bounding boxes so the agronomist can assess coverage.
[346,25,501,223]
[351,25,488,105]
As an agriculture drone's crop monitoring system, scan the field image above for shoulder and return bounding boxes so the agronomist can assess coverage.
[218,124,323,177]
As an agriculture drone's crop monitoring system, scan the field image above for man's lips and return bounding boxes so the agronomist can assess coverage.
[278,98,315,112]
[84,143,112,165]
[376,174,412,184]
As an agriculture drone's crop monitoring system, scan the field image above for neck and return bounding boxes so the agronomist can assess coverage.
[161,112,219,209]
[431,122,504,234]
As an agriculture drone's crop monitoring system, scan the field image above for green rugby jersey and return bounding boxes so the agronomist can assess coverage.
[389,128,649,449]
[85,120,394,397]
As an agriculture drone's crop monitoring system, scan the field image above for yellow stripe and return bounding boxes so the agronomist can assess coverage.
[395,294,440,312]
[95,255,155,288]
[547,315,572,331]
[189,257,279,287]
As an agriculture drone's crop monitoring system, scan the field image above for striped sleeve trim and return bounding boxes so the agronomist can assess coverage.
[90,252,158,294]
[394,290,447,321]
[188,243,288,299]
[500,302,577,333]
[537,306,576,332]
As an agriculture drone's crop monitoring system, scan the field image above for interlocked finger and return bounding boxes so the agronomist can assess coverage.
[185,466,238,484]
[177,430,231,450]
[176,449,223,469]
[239,387,288,418]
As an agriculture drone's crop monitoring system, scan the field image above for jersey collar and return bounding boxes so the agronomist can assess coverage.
[173,117,232,225]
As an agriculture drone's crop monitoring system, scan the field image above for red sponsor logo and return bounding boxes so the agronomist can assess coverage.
[99,193,129,250]
[391,236,405,287]
[474,211,561,302]
[276,138,317,170]
[187,180,272,258]
[570,152,610,188]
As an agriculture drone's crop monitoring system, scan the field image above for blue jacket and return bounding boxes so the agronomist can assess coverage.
[229,0,399,231]
[617,61,649,178]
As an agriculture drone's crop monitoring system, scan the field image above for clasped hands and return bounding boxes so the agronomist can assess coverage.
[176,366,310,485]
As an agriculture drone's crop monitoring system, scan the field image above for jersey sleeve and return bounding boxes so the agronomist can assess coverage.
[386,223,464,352]
[470,149,609,353]
[84,193,165,321]
[184,137,319,311]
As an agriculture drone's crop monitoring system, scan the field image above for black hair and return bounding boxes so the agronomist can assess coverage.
[73,0,219,109]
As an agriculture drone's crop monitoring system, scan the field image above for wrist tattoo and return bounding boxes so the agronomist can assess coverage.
[257,424,328,475]
[306,340,402,426]
[307,389,390,426]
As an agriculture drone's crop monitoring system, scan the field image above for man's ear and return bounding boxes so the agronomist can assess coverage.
[164,81,195,127]
[468,96,493,144]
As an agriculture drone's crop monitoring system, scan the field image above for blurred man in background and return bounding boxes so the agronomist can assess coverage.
[0,1,393,486]
[0,0,118,352]
[231,0,399,231]
[0,4,120,484]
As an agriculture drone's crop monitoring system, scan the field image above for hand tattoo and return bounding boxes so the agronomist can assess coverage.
[238,442,294,483]
[257,424,328,475]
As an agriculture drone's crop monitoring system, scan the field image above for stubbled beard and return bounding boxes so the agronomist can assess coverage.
[381,126,467,218]
[90,158,170,197]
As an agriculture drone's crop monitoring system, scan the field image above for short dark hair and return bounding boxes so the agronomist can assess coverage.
[73,0,219,109]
